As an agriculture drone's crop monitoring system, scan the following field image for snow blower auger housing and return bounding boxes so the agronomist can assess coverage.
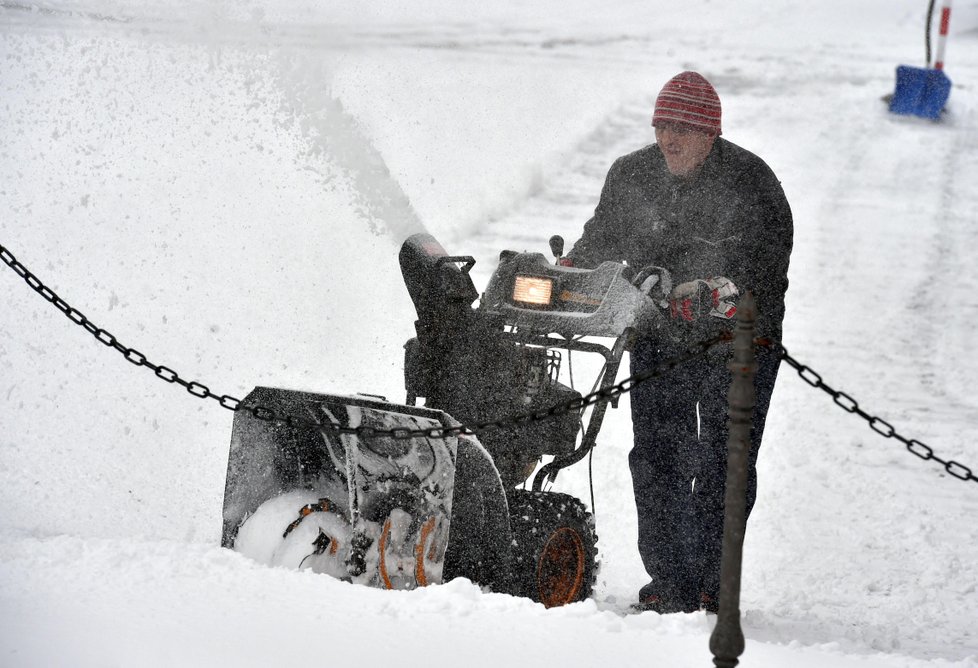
[222,232,662,608]
[223,388,513,593]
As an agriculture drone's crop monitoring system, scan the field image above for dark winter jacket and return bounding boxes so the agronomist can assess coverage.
[568,137,793,343]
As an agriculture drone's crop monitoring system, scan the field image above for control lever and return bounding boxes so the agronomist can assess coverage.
[549,235,565,266]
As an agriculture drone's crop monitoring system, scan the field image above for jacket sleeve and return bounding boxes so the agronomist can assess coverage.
[567,158,631,268]
[731,167,793,340]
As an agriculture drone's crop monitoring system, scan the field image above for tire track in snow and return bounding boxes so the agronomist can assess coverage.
[908,114,978,426]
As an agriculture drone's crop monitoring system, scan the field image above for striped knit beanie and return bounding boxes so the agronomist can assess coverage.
[651,71,722,135]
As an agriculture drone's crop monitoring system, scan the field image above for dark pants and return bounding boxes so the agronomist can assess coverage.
[628,336,780,608]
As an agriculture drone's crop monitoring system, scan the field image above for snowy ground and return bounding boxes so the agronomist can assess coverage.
[2,1,977,666]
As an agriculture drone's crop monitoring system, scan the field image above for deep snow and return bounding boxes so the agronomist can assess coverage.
[2,1,977,666]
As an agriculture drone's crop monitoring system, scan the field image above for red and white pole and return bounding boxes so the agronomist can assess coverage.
[934,0,952,70]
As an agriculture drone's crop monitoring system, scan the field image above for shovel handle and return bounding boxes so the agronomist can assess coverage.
[934,0,951,70]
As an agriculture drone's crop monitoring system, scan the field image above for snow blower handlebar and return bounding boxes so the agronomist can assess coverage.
[531,329,632,491]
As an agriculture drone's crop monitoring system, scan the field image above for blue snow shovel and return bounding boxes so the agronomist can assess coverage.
[889,0,953,120]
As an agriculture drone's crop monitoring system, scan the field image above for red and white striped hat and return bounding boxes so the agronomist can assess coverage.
[651,71,722,135]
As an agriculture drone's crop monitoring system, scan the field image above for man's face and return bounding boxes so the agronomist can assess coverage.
[654,122,718,178]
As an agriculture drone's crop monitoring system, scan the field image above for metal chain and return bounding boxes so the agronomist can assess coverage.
[8,240,973,485]
[1,244,244,411]
[765,341,977,485]
[0,242,728,440]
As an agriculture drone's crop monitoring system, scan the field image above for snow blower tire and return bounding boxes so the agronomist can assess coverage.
[508,490,598,608]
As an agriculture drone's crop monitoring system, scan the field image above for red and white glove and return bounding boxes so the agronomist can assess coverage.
[704,276,739,319]
[668,276,739,321]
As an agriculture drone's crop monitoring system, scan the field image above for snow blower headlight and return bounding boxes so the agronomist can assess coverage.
[512,275,554,306]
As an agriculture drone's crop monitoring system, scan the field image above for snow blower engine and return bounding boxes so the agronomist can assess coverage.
[221,232,664,607]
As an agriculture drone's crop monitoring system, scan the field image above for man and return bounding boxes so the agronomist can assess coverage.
[567,71,793,614]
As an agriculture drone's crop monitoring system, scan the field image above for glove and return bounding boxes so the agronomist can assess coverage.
[704,276,739,319]
[633,266,672,307]
[668,276,739,321]
[668,279,710,322]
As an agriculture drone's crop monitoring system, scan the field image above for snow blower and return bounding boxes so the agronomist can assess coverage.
[222,232,664,607]
[889,0,953,120]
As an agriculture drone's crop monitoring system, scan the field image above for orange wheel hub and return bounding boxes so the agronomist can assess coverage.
[537,527,586,608]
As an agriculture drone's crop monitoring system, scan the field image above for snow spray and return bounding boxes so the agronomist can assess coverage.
[274,52,428,242]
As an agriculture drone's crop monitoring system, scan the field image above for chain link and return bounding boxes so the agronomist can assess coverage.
[767,341,977,486]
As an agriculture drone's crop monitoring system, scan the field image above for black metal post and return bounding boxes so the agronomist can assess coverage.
[709,292,757,668]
